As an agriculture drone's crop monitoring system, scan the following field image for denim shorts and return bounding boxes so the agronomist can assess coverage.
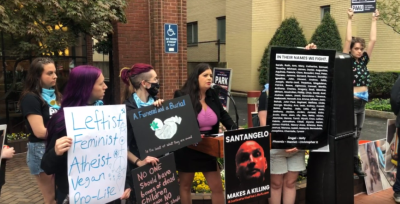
[270,149,306,174]
[26,142,46,175]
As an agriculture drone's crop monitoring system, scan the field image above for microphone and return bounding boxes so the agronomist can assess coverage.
[211,83,222,90]
[210,83,239,130]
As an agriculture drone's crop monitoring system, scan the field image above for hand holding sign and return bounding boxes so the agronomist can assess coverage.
[348,8,354,19]
[55,136,72,156]
[137,156,159,167]
[153,99,164,107]
[372,9,380,20]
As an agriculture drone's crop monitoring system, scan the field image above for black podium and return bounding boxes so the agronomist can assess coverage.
[306,53,355,204]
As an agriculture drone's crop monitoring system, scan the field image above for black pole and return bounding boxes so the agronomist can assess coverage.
[108,34,114,104]
[1,32,9,124]
[217,39,220,63]
[217,88,239,129]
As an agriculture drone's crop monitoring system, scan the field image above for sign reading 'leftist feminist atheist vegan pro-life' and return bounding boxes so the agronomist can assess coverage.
[267,47,336,150]
[131,153,181,204]
[224,126,270,204]
[64,105,128,204]
[128,95,202,159]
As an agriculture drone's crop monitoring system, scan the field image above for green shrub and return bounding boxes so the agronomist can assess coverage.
[369,72,399,99]
[365,98,392,112]
[310,13,343,51]
[258,17,307,85]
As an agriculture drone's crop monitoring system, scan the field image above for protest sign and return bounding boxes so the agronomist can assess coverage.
[213,68,232,110]
[224,126,270,204]
[131,153,181,204]
[351,0,376,13]
[64,105,128,204]
[267,47,335,149]
[128,95,201,159]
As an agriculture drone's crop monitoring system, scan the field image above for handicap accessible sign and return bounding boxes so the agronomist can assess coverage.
[165,23,178,53]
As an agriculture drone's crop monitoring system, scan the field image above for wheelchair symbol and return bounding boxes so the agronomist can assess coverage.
[167,25,176,36]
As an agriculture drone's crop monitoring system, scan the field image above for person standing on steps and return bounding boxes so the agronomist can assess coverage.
[343,8,379,177]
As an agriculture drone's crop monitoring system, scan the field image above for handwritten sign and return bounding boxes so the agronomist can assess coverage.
[131,153,181,204]
[224,126,271,204]
[64,105,128,204]
[128,95,201,159]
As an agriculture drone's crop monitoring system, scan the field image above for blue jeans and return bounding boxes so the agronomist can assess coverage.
[393,128,400,192]
[26,142,46,175]
[354,99,366,157]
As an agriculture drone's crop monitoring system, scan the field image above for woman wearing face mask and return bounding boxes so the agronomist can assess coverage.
[119,63,164,204]
[174,63,237,204]
[41,65,131,204]
[19,57,61,204]
[343,8,379,177]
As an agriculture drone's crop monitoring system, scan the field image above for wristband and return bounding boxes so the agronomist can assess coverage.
[134,158,141,166]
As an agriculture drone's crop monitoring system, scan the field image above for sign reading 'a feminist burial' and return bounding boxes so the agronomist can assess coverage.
[128,95,202,159]
[64,105,128,204]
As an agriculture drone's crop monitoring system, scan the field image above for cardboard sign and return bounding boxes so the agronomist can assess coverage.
[267,47,336,149]
[224,126,270,204]
[131,153,181,204]
[64,105,128,204]
[128,95,202,159]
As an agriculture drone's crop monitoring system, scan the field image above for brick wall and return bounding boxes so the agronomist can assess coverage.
[110,0,187,102]
[149,0,187,100]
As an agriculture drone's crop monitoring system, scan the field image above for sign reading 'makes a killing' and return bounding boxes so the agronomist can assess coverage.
[224,126,270,204]
[128,95,201,159]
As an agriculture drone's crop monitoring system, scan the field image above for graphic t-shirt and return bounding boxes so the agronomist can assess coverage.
[20,93,58,142]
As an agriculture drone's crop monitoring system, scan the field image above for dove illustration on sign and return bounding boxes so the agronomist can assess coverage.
[150,116,182,139]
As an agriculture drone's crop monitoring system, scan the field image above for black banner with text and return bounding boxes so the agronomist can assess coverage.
[267,47,335,149]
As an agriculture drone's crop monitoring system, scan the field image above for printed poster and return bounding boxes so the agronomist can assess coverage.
[213,68,233,110]
[224,126,270,204]
[351,0,376,13]
[267,47,336,149]
[64,105,128,204]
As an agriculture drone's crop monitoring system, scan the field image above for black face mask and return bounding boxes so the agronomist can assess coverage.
[146,82,160,97]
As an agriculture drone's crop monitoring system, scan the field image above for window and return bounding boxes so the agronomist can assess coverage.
[321,6,331,21]
[217,16,226,43]
[187,22,198,45]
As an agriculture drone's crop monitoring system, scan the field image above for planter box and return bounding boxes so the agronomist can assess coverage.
[365,109,396,119]
[8,139,28,153]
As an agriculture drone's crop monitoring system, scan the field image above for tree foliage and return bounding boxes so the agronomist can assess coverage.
[0,0,127,57]
[0,0,127,99]
[377,0,400,34]
[310,13,343,51]
[258,17,307,85]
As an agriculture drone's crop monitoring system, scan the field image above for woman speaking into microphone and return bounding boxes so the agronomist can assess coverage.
[174,63,237,204]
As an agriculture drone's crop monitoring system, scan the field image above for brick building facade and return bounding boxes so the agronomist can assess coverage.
[111,0,187,102]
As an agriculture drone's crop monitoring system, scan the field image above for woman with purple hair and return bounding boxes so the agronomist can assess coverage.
[41,66,131,204]
[119,63,164,203]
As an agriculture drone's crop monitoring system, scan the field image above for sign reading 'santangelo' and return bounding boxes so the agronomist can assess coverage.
[128,95,202,159]
[224,126,271,204]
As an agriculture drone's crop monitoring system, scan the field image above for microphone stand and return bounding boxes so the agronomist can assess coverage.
[216,88,239,130]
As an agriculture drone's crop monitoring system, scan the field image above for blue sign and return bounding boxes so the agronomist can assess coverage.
[164,23,178,53]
